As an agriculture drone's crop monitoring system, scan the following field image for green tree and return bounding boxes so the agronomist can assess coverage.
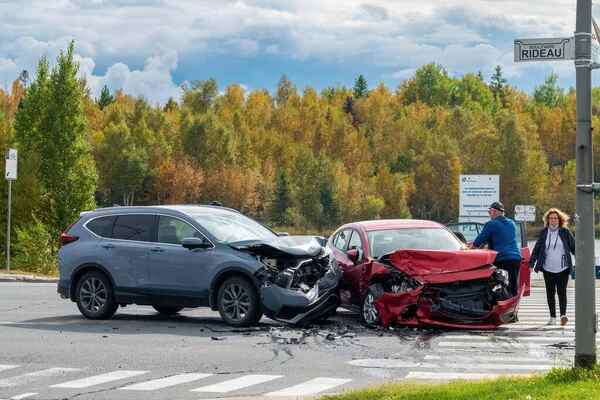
[276,74,296,106]
[533,73,565,107]
[353,74,368,99]
[400,63,455,106]
[272,169,292,225]
[15,42,97,242]
[182,78,218,114]
[489,65,507,103]
[97,85,114,110]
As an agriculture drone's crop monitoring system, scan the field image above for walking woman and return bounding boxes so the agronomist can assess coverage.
[529,208,575,326]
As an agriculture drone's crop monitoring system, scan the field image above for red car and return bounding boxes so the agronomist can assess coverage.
[328,219,529,329]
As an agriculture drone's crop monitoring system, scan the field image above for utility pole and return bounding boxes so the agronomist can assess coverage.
[574,0,597,368]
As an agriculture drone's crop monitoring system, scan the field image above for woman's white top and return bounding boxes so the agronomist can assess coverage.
[544,228,567,273]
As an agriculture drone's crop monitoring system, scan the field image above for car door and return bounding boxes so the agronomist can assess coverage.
[142,215,218,300]
[344,229,369,305]
[100,214,156,295]
[447,222,482,244]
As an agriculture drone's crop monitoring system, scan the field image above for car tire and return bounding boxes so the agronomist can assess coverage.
[152,305,184,316]
[76,271,118,320]
[361,284,384,327]
[217,276,262,327]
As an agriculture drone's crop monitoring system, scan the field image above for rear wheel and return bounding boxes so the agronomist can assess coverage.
[217,276,261,327]
[76,271,118,319]
[152,305,184,316]
[361,284,383,327]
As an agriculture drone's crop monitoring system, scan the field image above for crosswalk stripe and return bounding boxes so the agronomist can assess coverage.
[438,341,563,349]
[191,374,283,393]
[348,359,432,368]
[0,365,19,373]
[51,370,149,389]
[120,373,211,391]
[444,335,575,342]
[424,355,568,365]
[405,371,530,380]
[265,377,351,396]
[10,393,38,400]
[439,362,551,371]
[0,368,80,388]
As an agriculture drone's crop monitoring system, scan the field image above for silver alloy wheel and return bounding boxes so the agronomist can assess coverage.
[79,277,107,313]
[221,282,250,322]
[362,292,379,325]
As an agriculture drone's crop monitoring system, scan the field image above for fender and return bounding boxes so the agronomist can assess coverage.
[209,266,262,310]
[70,263,116,300]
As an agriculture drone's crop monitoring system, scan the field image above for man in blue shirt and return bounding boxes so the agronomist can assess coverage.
[469,201,523,297]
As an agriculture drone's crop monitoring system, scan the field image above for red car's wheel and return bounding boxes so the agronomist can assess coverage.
[361,284,383,327]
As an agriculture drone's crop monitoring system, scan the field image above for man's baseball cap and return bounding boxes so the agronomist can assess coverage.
[489,201,505,212]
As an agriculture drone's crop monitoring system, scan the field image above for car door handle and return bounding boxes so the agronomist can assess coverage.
[150,247,165,253]
[101,243,115,249]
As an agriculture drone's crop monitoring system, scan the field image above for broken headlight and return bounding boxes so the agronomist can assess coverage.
[492,268,509,286]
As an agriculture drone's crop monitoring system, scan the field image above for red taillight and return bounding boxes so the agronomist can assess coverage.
[60,220,80,247]
[60,233,79,246]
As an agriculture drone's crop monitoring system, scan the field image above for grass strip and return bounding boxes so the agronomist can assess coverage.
[324,366,600,400]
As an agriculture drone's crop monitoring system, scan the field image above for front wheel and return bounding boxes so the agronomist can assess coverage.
[76,271,118,319]
[217,277,262,327]
[361,284,383,327]
[152,305,184,316]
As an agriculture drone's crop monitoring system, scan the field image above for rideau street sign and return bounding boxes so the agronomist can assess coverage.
[514,37,575,62]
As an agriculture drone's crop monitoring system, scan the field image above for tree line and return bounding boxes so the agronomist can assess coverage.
[0,43,594,273]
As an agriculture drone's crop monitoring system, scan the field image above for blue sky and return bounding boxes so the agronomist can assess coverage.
[1,0,598,104]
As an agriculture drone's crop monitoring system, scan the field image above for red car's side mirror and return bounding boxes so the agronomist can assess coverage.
[346,248,359,263]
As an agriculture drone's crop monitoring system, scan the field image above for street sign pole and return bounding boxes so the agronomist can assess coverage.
[6,179,11,273]
[5,148,17,274]
[574,0,597,368]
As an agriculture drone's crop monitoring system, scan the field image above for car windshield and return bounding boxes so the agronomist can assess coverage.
[190,210,277,243]
[368,228,464,258]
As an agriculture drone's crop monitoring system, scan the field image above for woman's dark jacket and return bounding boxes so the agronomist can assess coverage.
[529,227,575,272]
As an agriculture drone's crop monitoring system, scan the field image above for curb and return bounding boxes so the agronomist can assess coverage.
[0,273,58,283]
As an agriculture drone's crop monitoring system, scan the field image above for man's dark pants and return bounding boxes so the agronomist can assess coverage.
[495,259,521,297]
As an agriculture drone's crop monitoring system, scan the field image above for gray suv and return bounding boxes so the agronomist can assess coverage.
[57,205,341,326]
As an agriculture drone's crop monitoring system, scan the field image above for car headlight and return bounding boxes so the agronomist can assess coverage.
[493,268,509,285]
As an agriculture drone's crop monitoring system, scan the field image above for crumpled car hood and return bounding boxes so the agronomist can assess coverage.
[230,236,324,258]
[385,249,498,277]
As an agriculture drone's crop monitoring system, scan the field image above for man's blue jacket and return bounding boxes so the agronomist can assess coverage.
[473,216,522,262]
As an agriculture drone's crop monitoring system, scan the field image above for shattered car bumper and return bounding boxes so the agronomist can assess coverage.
[233,236,342,326]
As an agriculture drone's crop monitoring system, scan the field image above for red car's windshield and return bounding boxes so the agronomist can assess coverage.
[368,228,464,258]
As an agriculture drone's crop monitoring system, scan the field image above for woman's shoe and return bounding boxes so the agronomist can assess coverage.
[547,317,556,325]
[560,315,568,326]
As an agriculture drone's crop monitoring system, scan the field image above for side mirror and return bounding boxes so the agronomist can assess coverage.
[346,248,360,264]
[182,237,212,250]
[277,232,290,237]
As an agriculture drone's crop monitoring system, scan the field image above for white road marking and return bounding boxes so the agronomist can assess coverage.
[348,359,435,369]
[444,335,575,342]
[0,365,19,373]
[120,373,212,391]
[51,370,149,389]
[10,393,38,400]
[191,374,283,393]
[440,363,551,372]
[0,368,80,388]
[438,341,553,349]
[405,371,530,380]
[424,355,567,365]
[266,377,352,396]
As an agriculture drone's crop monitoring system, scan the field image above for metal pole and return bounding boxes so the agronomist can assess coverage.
[6,179,11,273]
[575,0,597,368]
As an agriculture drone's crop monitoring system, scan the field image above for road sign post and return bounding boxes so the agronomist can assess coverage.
[514,1,597,367]
[5,148,17,273]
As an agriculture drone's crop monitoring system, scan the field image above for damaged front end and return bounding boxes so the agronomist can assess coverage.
[233,236,342,326]
[372,250,519,329]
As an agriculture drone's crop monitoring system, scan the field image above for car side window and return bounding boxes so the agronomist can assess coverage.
[348,230,362,251]
[158,216,203,245]
[112,214,155,242]
[86,216,116,238]
[334,229,351,251]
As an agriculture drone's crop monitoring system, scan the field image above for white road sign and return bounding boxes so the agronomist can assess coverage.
[514,37,574,62]
[514,204,536,222]
[5,148,17,180]
[459,175,499,223]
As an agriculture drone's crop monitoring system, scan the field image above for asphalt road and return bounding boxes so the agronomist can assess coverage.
[1,282,599,400]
